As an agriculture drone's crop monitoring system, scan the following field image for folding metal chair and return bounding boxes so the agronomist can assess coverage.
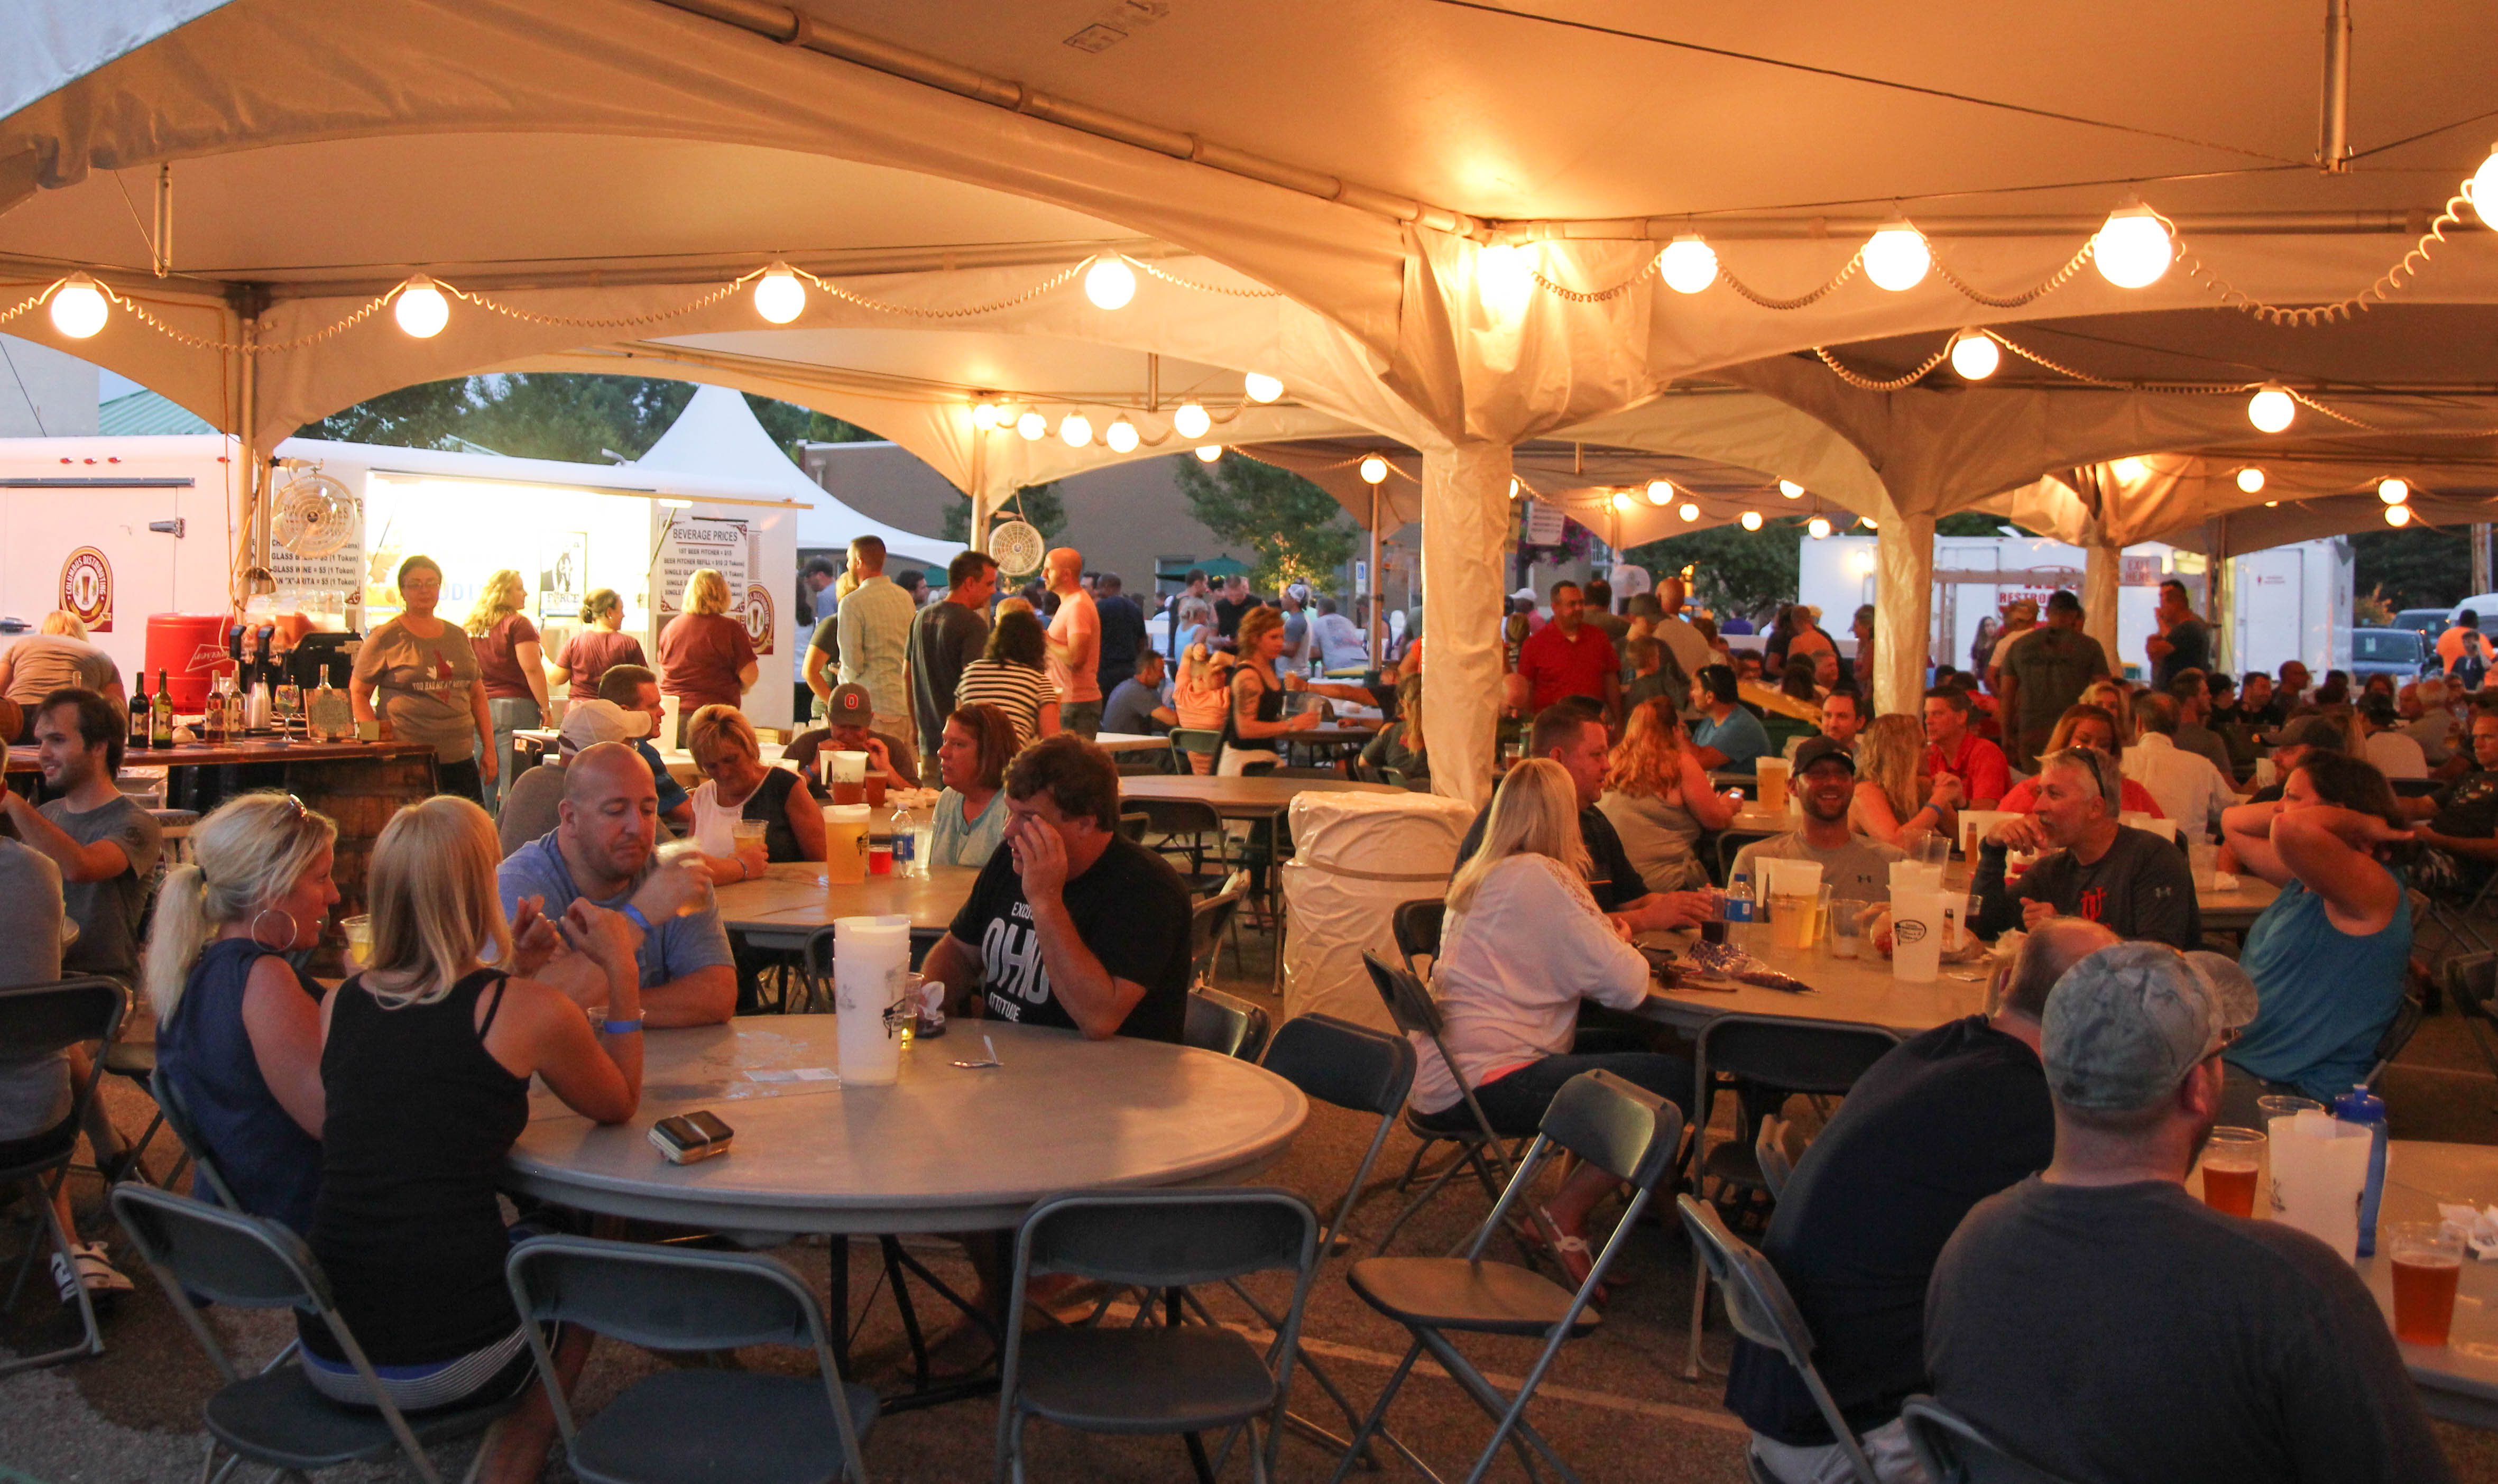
[1329,1070,1684,1484]
[1117,808,1153,842]
[150,1060,242,1211]
[1754,1116,1796,1201]
[1678,1195,1878,1484]
[112,1184,517,1484]
[1184,985,1271,1061]
[505,1234,877,1484]
[1187,884,1249,987]
[1361,952,1537,1258]
[1389,898,1442,982]
[998,1187,1320,1484]
[2448,953,2498,1095]
[1899,1395,2086,1484]
[1168,728,1224,776]
[0,975,124,1377]
[2365,992,2427,1088]
[1132,796,1233,895]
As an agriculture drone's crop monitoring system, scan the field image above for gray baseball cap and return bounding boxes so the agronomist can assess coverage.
[2041,943,2254,1112]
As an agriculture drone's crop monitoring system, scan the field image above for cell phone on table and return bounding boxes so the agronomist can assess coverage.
[649,1110,734,1164]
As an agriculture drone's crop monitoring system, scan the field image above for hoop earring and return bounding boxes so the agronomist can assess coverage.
[250,908,301,952]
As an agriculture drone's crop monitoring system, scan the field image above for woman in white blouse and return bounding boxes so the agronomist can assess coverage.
[1415,758,1691,1284]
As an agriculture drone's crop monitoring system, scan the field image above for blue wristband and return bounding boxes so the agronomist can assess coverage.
[602,1017,644,1035]
[620,904,654,935]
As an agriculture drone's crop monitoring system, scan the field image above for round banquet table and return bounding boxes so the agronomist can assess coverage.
[1119,772,1403,819]
[504,1017,1308,1241]
[714,862,981,952]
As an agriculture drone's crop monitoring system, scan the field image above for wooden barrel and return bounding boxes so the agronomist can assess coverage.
[286,746,437,974]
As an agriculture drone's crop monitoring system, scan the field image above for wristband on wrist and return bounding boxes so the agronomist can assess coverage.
[620,904,654,935]
[601,1017,644,1035]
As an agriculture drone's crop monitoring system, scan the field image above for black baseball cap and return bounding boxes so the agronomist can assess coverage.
[2279,716,2346,753]
[1793,736,1857,774]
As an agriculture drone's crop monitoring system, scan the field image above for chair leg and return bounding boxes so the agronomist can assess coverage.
[1184,1429,1218,1484]
[1682,1261,1708,1381]
[0,1180,104,1377]
[1410,1328,1582,1484]
[1324,1339,1427,1484]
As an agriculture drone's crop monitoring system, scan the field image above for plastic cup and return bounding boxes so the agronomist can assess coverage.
[731,819,769,851]
[340,914,372,969]
[2389,1222,2467,1347]
[825,804,870,885]
[2258,1094,2325,1123]
[864,772,888,807]
[1828,898,1869,958]
[2189,840,2220,890]
[869,839,895,875]
[1755,758,1791,815]
[1892,889,1947,982]
[2197,1127,2265,1218]
[825,749,869,806]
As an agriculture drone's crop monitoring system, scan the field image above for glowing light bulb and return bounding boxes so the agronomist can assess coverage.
[1083,256,1136,310]
[1507,477,1520,499]
[393,276,449,338]
[2386,503,2414,527]
[1194,444,1224,463]
[1948,329,1999,380]
[1611,491,1634,512]
[1850,549,1877,576]
[1778,479,1805,499]
[1862,218,1931,292]
[2379,477,2410,505]
[1243,372,1284,404]
[1359,455,1389,485]
[971,401,1000,430]
[1016,411,1047,440]
[1172,401,1211,439]
[1476,242,1535,311]
[1658,235,1719,294]
[1860,517,1879,531]
[1808,515,1833,539]
[47,275,107,339]
[2236,466,2265,494]
[2264,500,2280,508]
[1059,412,1094,448]
[2091,204,2173,288]
[2113,457,2149,482]
[1645,479,1673,506]
[2473,143,2498,229]
[752,264,806,324]
[2248,384,2296,434]
[1104,416,1139,453]
[1740,510,1763,531]
[1678,502,1700,523]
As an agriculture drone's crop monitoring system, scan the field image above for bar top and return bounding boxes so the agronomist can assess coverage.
[8,738,439,769]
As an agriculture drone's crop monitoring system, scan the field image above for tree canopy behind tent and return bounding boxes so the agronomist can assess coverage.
[302,375,874,464]
[941,482,1067,544]
[2352,527,2471,615]
[1175,451,1357,594]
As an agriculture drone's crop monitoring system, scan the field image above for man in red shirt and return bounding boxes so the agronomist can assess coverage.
[1516,581,1620,722]
[1923,685,2010,808]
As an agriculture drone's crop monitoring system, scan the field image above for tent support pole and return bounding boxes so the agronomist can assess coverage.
[2206,515,2235,677]
[1368,484,1382,665]
[1418,442,1512,809]
[2476,524,2494,594]
[2083,534,2123,680]
[1871,501,1933,717]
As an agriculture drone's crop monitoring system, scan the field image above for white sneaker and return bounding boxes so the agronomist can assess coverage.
[51,1241,134,1304]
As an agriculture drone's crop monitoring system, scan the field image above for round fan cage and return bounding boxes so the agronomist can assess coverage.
[988,519,1046,578]
[271,471,356,559]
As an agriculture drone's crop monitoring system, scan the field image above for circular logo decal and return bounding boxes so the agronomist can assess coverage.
[60,547,113,633]
[1893,919,1928,944]
[743,583,776,653]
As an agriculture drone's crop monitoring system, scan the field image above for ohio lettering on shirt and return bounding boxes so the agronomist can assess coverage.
[979,899,1050,1022]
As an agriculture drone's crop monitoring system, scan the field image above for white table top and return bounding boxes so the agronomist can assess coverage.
[713,861,981,937]
[1637,932,1988,1037]
[503,1018,1308,1238]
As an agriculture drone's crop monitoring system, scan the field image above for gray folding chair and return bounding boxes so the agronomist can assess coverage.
[150,1059,243,1211]
[1361,952,1537,1258]
[998,1187,1320,1484]
[1389,898,1443,981]
[1187,883,1249,985]
[1899,1395,2086,1484]
[505,1234,877,1484]
[2365,991,2427,1089]
[1677,1194,1878,1484]
[1754,1116,1796,1201]
[2447,953,2498,1097]
[1183,985,1271,1062]
[0,975,125,1376]
[1330,1070,1684,1484]
[1133,795,1230,891]
[111,1184,517,1484]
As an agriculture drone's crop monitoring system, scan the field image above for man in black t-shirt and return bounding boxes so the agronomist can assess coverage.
[1211,575,1254,640]
[906,549,998,779]
[2402,709,2498,896]
[923,734,1191,1042]
[1971,746,2200,948]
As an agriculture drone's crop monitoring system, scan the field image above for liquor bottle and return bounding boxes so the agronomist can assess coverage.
[150,668,174,749]
[128,671,152,751]
[270,634,301,736]
[202,673,230,744]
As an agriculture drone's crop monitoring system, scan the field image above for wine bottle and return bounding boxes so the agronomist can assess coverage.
[129,671,152,751]
[150,668,174,749]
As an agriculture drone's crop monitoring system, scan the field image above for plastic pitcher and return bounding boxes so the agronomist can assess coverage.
[2269,1107,2373,1261]
[825,803,870,885]
[834,915,911,1087]
[825,750,870,806]
[1763,859,1823,951]
[1892,888,1948,982]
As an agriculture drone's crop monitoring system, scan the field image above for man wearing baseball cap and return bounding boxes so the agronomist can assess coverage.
[2245,714,2347,806]
[785,681,917,791]
[1926,943,2448,1483]
[1730,736,1903,900]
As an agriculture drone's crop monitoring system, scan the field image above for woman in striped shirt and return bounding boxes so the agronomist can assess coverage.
[953,608,1061,747]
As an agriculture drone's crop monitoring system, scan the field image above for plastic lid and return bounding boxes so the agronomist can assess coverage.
[827,804,870,820]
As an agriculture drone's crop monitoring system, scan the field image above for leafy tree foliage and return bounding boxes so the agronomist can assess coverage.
[301,375,872,466]
[1624,521,1804,623]
[1173,451,1358,592]
[941,483,1068,543]
[2350,527,2474,613]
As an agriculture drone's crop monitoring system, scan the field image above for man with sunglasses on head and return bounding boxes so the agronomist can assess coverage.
[0,688,161,990]
[1970,745,2201,950]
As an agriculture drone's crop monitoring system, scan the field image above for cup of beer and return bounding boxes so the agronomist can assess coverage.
[2196,1126,2264,1218]
[2388,1221,2466,1347]
[340,914,372,969]
[1755,757,1791,815]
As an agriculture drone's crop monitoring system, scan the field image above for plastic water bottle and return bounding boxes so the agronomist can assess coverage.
[2331,1084,2389,1256]
[1724,872,1758,951]
[889,803,919,878]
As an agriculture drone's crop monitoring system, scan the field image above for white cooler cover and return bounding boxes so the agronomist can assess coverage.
[1280,789,1477,1030]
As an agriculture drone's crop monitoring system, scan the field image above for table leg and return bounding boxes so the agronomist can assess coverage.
[826,1234,852,1378]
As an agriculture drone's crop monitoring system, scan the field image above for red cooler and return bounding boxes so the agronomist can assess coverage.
[145,613,234,712]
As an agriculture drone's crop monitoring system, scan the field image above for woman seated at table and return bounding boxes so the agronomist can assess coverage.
[1850,713,1960,848]
[2079,678,2135,744]
[1996,704,2165,817]
[304,797,641,1484]
[685,705,824,877]
[145,792,340,1236]
[1418,759,1689,1284]
[1216,606,1321,776]
[1171,641,1233,773]
[930,704,1017,869]
[1359,669,1428,784]
[1598,698,1739,892]
[954,608,1059,748]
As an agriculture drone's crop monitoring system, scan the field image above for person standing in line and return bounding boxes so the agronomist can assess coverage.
[798,555,838,628]
[653,567,757,748]
[955,609,1061,748]
[895,569,930,607]
[465,569,551,817]
[1997,590,2111,772]
[1161,568,1210,661]
[906,549,997,781]
[2438,609,2497,687]
[1649,574,1716,686]
[1311,595,1369,673]
[834,534,915,743]
[0,611,124,736]
[543,589,645,700]
[1581,577,1630,653]
[1276,583,1315,676]
[1044,547,1103,739]
[1981,598,2037,693]
[1092,572,1149,696]
[352,555,494,802]
[1211,574,1255,640]
[2144,577,2211,691]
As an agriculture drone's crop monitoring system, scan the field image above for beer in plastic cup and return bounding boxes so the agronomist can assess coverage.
[863,772,887,807]
[825,804,870,885]
[2389,1221,2466,1347]
[2197,1127,2264,1218]
[730,819,769,866]
[341,914,372,968]
[1755,758,1791,815]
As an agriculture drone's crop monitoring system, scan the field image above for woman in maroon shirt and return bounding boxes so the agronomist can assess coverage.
[546,588,647,697]
[465,569,551,817]
[655,568,757,746]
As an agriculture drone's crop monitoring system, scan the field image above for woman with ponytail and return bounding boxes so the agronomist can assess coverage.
[146,792,339,1234]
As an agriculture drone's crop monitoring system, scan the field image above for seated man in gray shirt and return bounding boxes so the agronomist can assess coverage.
[495,742,733,1027]
[1730,736,1904,900]
[1,688,162,987]
[1926,942,2450,1484]
[1101,648,1178,737]
[1971,746,2201,950]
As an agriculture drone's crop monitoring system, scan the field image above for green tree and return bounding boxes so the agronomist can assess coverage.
[460,374,693,462]
[1624,520,1805,624]
[742,395,880,460]
[940,482,1068,545]
[2351,527,2473,613]
[301,380,477,448]
[1174,451,1359,592]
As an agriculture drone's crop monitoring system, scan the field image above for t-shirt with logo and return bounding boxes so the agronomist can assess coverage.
[945,833,1191,1042]
[350,617,482,763]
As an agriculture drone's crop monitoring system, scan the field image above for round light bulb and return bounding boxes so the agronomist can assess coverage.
[2473,143,2498,229]
[2236,466,2265,494]
[2091,204,2173,289]
[2113,456,2149,482]
[1059,412,1093,448]
[1016,411,1047,440]
[1850,550,1877,576]
[1507,477,1520,499]
[1172,401,1211,439]
[2386,503,2414,528]
[1862,219,1931,292]
[1611,491,1634,513]
[1658,235,1719,295]
[1678,502,1700,523]
[48,275,108,339]
[1104,416,1139,453]
[2248,384,2296,434]
[971,401,1000,430]
[1860,517,1879,531]
[1808,515,1833,539]
[393,276,449,339]
[1358,455,1390,485]
[1194,444,1224,463]
[1243,372,1284,404]
[1739,510,1763,531]
[1475,242,1535,310]
[2265,500,2280,508]
[1778,479,1805,499]
[1083,256,1136,310]
[1948,329,1999,380]
[752,265,806,325]
[1645,478,1673,506]
[2379,477,2410,505]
